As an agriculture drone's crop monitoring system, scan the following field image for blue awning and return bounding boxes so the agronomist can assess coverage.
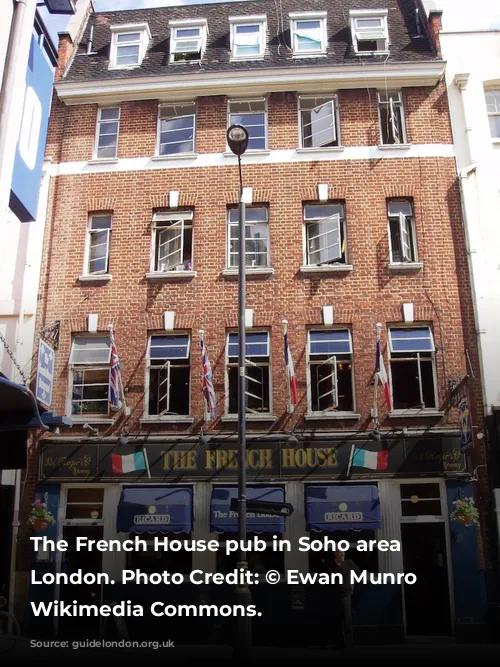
[210,487,285,533]
[117,487,193,534]
[305,485,381,532]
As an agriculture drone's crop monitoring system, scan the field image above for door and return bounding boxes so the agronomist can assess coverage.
[401,522,452,636]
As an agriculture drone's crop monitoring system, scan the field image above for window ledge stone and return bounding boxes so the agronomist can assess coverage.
[87,158,119,165]
[388,409,444,418]
[388,262,423,272]
[151,153,198,161]
[230,56,265,63]
[222,267,274,278]
[296,146,345,154]
[378,144,411,151]
[70,417,115,425]
[223,150,271,157]
[305,412,361,421]
[354,51,390,57]
[221,414,277,422]
[301,264,353,275]
[78,274,112,283]
[291,52,327,59]
[145,270,197,281]
[140,416,194,424]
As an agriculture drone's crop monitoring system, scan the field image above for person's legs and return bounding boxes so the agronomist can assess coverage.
[340,594,354,650]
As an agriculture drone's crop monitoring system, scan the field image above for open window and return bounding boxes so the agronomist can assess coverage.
[387,199,417,264]
[290,12,327,55]
[94,107,120,159]
[299,96,339,148]
[378,91,405,145]
[226,332,271,415]
[151,210,193,273]
[307,330,354,414]
[109,23,151,68]
[388,326,437,410]
[227,206,269,268]
[85,213,112,275]
[69,335,112,416]
[146,334,191,416]
[229,15,266,60]
[169,19,207,62]
[157,103,196,155]
[303,203,347,266]
[228,98,267,151]
[350,10,388,54]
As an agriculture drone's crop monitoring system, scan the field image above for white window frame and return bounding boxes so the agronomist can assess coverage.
[485,89,500,139]
[306,329,354,415]
[169,19,208,62]
[227,97,268,151]
[387,199,418,264]
[377,91,406,145]
[109,23,151,69]
[298,95,340,148]
[67,334,112,418]
[227,205,270,269]
[303,203,347,266]
[349,9,389,54]
[84,213,112,276]
[150,210,194,273]
[289,12,327,56]
[387,326,438,411]
[225,331,272,415]
[145,334,191,418]
[157,102,196,156]
[229,15,266,60]
[94,107,120,160]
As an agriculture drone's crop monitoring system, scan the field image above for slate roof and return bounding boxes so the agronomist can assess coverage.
[63,0,438,83]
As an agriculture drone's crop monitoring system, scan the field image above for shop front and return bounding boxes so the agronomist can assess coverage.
[29,433,488,644]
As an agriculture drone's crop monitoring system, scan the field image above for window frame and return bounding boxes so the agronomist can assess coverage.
[349,9,389,55]
[145,333,192,418]
[227,205,270,269]
[387,199,418,264]
[298,95,340,149]
[68,334,112,418]
[93,107,120,160]
[387,325,438,411]
[302,202,348,267]
[306,328,355,415]
[377,91,406,145]
[225,330,272,416]
[157,102,197,156]
[229,15,267,61]
[84,213,112,276]
[109,23,151,69]
[150,210,194,274]
[227,97,268,152]
[485,89,500,139]
[289,12,327,57]
[169,19,208,63]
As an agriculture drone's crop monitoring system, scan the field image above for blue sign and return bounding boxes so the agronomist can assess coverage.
[36,339,54,407]
[10,34,54,222]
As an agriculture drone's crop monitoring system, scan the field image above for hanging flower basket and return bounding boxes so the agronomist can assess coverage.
[27,499,55,532]
[450,497,480,527]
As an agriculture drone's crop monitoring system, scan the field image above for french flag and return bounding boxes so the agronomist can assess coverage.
[352,447,388,471]
[112,452,146,475]
[375,339,392,412]
[284,329,298,411]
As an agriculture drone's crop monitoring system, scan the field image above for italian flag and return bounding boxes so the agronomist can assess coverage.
[112,452,146,475]
[352,447,388,470]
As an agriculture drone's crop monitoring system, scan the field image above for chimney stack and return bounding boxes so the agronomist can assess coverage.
[427,9,443,58]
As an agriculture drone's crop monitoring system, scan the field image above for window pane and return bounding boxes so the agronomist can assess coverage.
[70,336,111,364]
[309,330,351,355]
[99,108,119,121]
[388,200,412,217]
[117,32,141,43]
[356,17,383,28]
[159,113,195,155]
[176,28,200,38]
[89,229,109,273]
[390,328,433,353]
[488,115,500,138]
[90,215,112,230]
[149,336,190,359]
[310,363,336,411]
[306,219,341,264]
[157,223,183,271]
[228,332,269,358]
[485,90,500,113]
[304,204,343,219]
[71,368,109,415]
[401,483,440,500]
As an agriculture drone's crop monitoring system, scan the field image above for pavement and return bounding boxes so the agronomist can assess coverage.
[2,638,500,664]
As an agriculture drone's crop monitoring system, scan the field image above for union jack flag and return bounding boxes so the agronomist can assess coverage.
[284,328,298,412]
[200,337,216,420]
[109,328,122,411]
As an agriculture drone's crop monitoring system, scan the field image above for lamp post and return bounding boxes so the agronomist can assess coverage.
[227,124,251,659]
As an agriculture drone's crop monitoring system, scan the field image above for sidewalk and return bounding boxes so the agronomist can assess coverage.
[2,638,500,663]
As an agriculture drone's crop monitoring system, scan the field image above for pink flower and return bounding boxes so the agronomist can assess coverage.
[40,503,46,508]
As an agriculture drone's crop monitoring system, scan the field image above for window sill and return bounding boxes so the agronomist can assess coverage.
[140,416,194,424]
[301,264,353,275]
[71,417,115,424]
[296,146,344,154]
[378,144,411,151]
[388,409,444,418]
[353,51,390,57]
[78,273,112,283]
[88,158,119,165]
[151,153,198,161]
[230,56,265,63]
[223,150,271,157]
[145,270,196,281]
[305,412,361,421]
[492,139,500,145]
[108,64,142,71]
[291,52,327,58]
[388,262,423,272]
[221,413,277,422]
[222,267,274,278]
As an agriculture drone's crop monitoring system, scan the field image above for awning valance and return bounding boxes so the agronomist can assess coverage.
[117,486,193,534]
[210,486,285,533]
[305,484,381,532]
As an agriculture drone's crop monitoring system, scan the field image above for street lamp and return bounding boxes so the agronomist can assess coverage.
[227,124,252,659]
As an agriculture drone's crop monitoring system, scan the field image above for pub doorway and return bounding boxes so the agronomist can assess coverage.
[399,482,453,637]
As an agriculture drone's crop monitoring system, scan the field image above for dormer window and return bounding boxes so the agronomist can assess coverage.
[350,10,388,54]
[169,19,208,62]
[229,15,266,60]
[109,23,151,69]
[289,12,327,56]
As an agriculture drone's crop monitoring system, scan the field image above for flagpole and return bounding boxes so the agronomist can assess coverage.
[199,329,210,422]
[346,444,355,478]
[282,319,292,413]
[143,447,151,479]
